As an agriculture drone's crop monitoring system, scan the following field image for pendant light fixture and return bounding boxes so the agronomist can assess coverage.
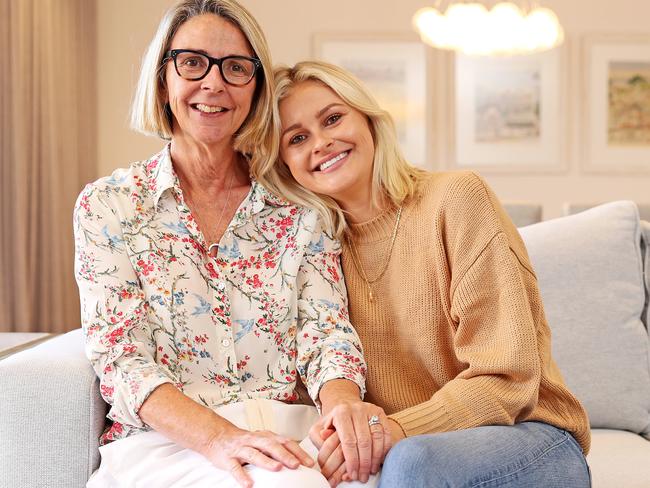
[413,1,564,56]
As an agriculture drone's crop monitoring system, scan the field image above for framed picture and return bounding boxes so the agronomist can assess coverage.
[313,34,430,169]
[583,35,650,173]
[453,48,566,172]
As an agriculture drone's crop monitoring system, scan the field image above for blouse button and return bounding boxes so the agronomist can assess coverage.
[221,338,231,347]
[217,281,226,291]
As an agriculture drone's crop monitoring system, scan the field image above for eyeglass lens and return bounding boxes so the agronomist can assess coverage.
[175,52,255,85]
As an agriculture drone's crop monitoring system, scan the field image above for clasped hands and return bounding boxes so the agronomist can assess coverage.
[200,401,403,488]
[310,400,405,487]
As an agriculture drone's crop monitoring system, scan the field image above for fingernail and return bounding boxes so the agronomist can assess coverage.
[351,470,358,480]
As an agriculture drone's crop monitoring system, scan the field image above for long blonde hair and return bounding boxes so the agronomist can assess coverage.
[130,0,277,166]
[253,60,428,237]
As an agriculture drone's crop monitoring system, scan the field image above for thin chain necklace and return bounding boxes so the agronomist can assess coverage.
[207,169,235,257]
[346,206,403,302]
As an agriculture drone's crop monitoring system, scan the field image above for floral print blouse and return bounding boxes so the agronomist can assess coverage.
[73,145,366,444]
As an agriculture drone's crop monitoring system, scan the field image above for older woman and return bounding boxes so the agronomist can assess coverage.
[73,3,368,487]
[255,60,591,487]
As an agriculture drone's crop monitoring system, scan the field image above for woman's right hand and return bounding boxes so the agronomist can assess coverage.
[309,400,392,486]
[202,423,315,488]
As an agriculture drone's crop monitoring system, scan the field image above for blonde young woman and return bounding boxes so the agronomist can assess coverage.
[254,61,592,487]
[74,3,375,487]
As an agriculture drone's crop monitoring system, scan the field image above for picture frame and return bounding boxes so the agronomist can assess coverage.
[313,33,431,169]
[582,34,650,173]
[453,47,566,173]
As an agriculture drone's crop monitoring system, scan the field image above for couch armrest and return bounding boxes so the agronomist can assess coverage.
[0,329,107,488]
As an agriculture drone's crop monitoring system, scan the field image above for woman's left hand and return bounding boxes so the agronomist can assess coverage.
[309,400,393,485]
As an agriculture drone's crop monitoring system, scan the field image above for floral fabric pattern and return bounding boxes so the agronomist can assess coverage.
[74,145,365,444]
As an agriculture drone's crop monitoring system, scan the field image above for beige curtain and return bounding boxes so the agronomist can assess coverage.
[1,0,97,333]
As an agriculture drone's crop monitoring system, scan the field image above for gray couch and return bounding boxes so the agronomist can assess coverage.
[1,201,649,488]
[519,201,650,488]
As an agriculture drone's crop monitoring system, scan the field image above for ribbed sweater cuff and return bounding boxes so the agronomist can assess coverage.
[388,400,454,437]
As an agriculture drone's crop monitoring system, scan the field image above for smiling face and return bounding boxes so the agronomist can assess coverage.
[163,14,257,148]
[279,80,375,207]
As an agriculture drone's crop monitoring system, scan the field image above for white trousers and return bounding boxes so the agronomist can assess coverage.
[87,399,380,488]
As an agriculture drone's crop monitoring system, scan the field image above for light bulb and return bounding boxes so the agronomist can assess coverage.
[525,8,564,51]
[413,8,449,48]
[448,3,490,55]
[489,2,526,54]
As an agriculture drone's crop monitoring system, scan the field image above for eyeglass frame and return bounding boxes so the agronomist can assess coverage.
[163,49,263,86]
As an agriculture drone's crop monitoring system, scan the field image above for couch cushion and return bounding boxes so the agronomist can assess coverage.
[586,429,650,488]
[519,201,650,438]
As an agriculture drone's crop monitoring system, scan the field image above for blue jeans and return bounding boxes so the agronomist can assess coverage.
[378,422,590,488]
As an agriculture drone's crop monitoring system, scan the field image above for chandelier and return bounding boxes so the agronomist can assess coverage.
[413,1,564,56]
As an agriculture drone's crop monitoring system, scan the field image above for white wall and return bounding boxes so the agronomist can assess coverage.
[97,0,650,219]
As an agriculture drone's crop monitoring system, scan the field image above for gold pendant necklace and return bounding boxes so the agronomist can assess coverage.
[346,206,403,302]
[207,170,235,257]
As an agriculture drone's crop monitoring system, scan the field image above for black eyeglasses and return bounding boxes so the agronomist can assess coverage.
[164,49,262,86]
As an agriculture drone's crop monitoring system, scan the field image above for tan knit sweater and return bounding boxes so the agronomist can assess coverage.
[342,171,590,453]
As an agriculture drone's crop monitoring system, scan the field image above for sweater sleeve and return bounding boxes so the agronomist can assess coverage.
[386,168,551,436]
[389,232,543,436]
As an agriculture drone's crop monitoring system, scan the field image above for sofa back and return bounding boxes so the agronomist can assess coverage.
[565,202,650,222]
[503,202,543,227]
[519,201,650,440]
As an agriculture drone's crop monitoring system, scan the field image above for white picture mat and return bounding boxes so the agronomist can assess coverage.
[315,38,428,168]
[586,41,650,172]
[455,49,563,171]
